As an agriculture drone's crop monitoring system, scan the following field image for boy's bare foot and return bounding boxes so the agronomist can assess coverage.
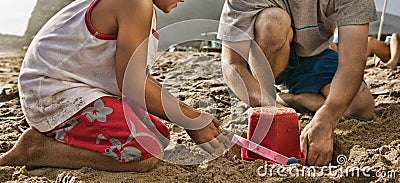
[0,127,160,172]
[0,128,47,169]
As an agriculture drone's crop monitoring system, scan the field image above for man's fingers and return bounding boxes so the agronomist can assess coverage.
[313,150,332,166]
[306,149,318,166]
[323,153,333,166]
[301,132,319,165]
[314,154,327,166]
[300,132,309,160]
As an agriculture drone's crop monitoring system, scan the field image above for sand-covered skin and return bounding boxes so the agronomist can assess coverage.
[0,52,399,182]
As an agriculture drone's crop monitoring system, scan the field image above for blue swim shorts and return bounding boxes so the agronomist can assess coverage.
[275,47,338,94]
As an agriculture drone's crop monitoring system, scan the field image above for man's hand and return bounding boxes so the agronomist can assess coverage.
[186,118,227,155]
[300,108,336,166]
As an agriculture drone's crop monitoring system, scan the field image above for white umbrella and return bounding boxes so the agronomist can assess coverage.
[373,0,389,62]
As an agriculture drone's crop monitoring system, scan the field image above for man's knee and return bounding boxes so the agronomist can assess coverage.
[255,8,292,52]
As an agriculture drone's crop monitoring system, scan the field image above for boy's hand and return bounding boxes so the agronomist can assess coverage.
[186,118,227,155]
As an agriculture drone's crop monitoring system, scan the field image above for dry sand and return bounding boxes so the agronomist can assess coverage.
[0,52,399,182]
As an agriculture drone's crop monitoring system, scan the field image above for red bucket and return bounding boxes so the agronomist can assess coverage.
[242,107,305,164]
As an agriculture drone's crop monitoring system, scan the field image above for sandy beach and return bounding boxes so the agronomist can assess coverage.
[0,52,399,182]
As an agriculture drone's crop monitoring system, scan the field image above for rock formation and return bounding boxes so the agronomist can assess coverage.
[22,0,75,46]
[0,0,74,51]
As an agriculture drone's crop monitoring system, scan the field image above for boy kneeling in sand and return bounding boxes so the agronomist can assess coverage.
[0,0,225,172]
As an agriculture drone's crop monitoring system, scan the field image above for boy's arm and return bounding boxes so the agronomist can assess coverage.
[221,41,272,107]
[113,0,223,149]
[300,24,369,165]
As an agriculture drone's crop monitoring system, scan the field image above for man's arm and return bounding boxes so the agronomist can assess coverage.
[221,41,273,107]
[300,24,370,165]
[327,25,369,121]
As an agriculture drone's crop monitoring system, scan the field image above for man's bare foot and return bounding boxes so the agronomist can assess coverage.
[276,92,291,107]
[276,92,325,113]
[0,128,47,169]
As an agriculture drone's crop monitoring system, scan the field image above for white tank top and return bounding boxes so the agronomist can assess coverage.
[18,0,159,132]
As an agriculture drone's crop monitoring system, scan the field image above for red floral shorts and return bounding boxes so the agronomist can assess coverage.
[45,96,170,163]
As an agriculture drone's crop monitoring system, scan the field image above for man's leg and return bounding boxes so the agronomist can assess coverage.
[277,81,374,120]
[0,128,159,172]
[277,92,325,113]
[386,33,400,69]
[367,36,391,62]
[254,8,293,78]
[320,82,375,120]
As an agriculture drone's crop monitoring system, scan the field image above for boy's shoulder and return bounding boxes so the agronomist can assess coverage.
[112,0,154,24]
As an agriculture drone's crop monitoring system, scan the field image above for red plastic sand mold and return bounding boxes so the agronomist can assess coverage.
[234,107,305,165]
